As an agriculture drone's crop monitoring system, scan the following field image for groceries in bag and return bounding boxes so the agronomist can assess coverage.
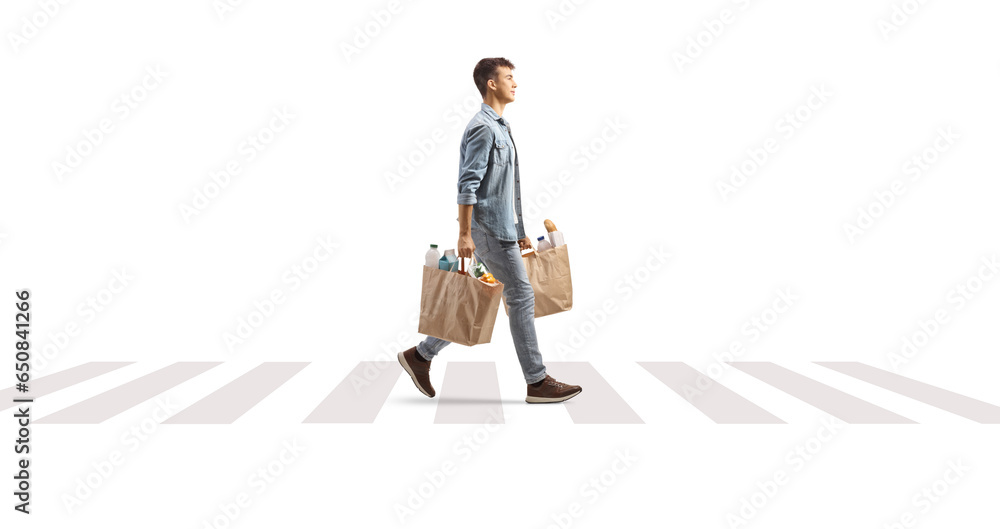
[438,249,458,271]
[536,235,553,253]
[472,262,489,278]
[438,249,497,285]
[463,258,498,284]
[544,219,565,247]
[466,258,498,284]
[425,244,441,268]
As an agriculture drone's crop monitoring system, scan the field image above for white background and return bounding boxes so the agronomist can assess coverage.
[2,0,999,527]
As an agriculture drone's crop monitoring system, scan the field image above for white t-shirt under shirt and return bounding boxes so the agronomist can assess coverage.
[512,141,517,225]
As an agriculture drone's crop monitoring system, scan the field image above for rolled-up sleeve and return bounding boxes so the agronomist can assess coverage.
[457,123,492,205]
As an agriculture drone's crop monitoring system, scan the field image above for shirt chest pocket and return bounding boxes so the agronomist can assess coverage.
[491,138,509,168]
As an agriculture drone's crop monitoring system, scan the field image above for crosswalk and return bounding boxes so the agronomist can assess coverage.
[730,362,915,424]
[4,360,998,425]
[638,362,784,423]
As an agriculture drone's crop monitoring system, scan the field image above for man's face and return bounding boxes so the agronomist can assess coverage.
[489,66,516,103]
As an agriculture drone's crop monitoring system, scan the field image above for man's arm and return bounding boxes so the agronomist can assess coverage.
[458,203,473,235]
[457,204,474,259]
[456,123,492,205]
[456,123,491,259]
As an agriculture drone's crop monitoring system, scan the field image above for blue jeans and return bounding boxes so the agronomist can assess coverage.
[416,226,547,384]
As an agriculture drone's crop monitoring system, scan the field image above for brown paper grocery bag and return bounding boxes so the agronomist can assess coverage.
[503,243,573,318]
[418,256,504,346]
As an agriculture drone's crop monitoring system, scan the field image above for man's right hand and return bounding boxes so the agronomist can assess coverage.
[457,233,475,259]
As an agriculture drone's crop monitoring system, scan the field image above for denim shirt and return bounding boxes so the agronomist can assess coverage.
[456,103,525,242]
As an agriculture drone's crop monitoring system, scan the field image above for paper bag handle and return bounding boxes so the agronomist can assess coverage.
[456,253,479,275]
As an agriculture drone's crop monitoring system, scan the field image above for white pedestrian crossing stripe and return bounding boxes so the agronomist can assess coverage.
[11,361,999,425]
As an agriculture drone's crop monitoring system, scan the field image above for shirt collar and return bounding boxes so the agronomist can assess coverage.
[481,102,505,125]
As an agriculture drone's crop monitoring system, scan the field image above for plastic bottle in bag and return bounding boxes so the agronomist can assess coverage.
[536,235,553,252]
[425,244,441,268]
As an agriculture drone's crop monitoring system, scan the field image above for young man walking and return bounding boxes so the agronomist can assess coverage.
[398,57,582,404]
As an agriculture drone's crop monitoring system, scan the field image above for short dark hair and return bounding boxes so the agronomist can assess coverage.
[473,57,515,99]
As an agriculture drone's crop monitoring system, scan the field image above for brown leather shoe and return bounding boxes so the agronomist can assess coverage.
[526,375,582,403]
[398,346,435,398]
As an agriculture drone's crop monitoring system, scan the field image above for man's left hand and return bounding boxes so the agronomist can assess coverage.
[517,236,534,252]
